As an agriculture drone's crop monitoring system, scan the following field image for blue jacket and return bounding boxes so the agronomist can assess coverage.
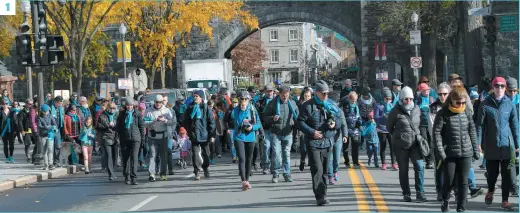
[184,103,216,143]
[339,98,361,137]
[231,104,261,143]
[361,121,379,145]
[298,98,342,148]
[476,95,519,160]
[374,102,393,133]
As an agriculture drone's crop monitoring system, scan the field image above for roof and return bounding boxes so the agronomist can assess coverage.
[0,61,13,76]
[326,47,341,61]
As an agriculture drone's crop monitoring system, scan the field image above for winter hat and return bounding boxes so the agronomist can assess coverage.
[238,91,252,100]
[417,83,430,91]
[54,96,64,102]
[382,87,392,98]
[264,85,275,92]
[492,76,506,87]
[361,87,370,96]
[400,86,414,100]
[315,80,330,93]
[469,90,479,100]
[138,103,146,111]
[193,90,204,98]
[506,77,518,89]
[79,96,87,102]
[125,97,135,106]
[41,104,50,112]
[279,85,291,93]
[392,79,403,86]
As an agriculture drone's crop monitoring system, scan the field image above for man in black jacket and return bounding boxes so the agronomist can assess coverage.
[18,99,38,162]
[117,98,144,185]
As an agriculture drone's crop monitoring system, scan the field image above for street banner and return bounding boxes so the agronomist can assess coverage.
[381,43,387,60]
[375,43,380,61]
[117,41,132,63]
[54,90,70,100]
[100,83,116,99]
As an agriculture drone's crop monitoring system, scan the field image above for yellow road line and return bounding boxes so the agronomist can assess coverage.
[359,162,389,212]
[347,168,371,212]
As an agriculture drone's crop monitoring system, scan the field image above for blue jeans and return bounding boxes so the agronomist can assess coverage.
[328,139,343,177]
[261,130,272,170]
[396,147,425,195]
[367,143,379,166]
[227,130,237,159]
[468,167,476,189]
[271,134,293,176]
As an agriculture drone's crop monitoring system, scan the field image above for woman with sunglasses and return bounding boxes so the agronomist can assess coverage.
[433,86,479,212]
[297,87,313,171]
[476,77,519,211]
[231,91,261,190]
[430,82,451,200]
[386,86,428,203]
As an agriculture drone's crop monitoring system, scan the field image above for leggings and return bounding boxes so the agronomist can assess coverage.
[235,140,255,181]
[378,133,395,165]
[2,135,14,158]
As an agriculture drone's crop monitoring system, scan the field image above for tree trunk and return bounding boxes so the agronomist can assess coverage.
[149,67,156,90]
[161,58,166,89]
[75,56,84,96]
[461,0,485,85]
[50,66,55,93]
[421,33,438,88]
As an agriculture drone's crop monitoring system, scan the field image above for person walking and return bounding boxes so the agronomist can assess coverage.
[18,99,38,163]
[144,95,175,182]
[387,86,428,202]
[230,91,262,190]
[476,77,519,211]
[375,87,397,171]
[297,87,313,171]
[328,106,347,184]
[1,100,15,163]
[339,91,362,168]
[184,90,216,180]
[433,86,479,212]
[256,85,275,173]
[79,117,95,174]
[97,102,119,180]
[117,98,144,185]
[37,104,57,170]
[416,83,435,169]
[64,104,82,165]
[298,80,341,206]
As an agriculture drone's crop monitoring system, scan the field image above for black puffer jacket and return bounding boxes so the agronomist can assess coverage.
[97,111,118,145]
[433,107,478,159]
[386,103,421,150]
[116,110,144,143]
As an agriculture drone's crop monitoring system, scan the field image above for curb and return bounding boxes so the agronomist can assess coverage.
[0,165,78,193]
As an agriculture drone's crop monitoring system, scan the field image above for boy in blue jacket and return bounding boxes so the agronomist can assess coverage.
[361,111,379,167]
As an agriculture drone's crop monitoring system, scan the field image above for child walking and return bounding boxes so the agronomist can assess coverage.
[80,117,96,174]
[178,127,191,169]
[361,111,379,167]
[37,104,57,170]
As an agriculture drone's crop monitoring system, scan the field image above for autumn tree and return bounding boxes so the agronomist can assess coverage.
[118,0,258,89]
[0,12,23,57]
[231,31,267,78]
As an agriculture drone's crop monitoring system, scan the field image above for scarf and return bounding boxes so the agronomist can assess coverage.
[276,97,298,120]
[51,103,64,128]
[392,91,400,105]
[448,104,466,114]
[1,114,11,137]
[2,96,11,106]
[125,110,134,129]
[399,100,415,112]
[104,111,115,122]
[383,102,393,115]
[512,94,519,105]
[12,108,20,114]
[68,112,79,123]
[361,95,373,105]
[79,127,93,142]
[217,111,224,119]
[79,106,90,118]
[419,95,430,111]
[70,99,78,106]
[349,103,360,118]
[361,121,376,137]
[190,104,202,119]
[313,95,338,115]
[262,97,273,113]
[179,104,186,114]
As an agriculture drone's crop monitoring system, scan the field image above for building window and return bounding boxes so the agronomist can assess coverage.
[269,30,278,41]
[290,49,298,63]
[289,29,298,41]
[270,49,279,63]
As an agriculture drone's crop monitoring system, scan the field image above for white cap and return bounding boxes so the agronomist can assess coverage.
[155,94,164,102]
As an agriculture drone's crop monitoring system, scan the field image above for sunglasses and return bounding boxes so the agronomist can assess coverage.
[454,101,466,106]
[494,84,506,89]
[110,108,117,110]
[155,101,162,104]
[508,89,518,93]
[439,93,449,96]
[320,92,329,96]
[422,81,429,84]
[403,98,413,101]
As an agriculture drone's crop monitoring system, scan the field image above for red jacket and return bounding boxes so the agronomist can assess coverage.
[64,113,83,138]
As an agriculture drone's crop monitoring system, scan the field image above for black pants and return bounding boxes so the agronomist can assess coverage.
[378,133,395,165]
[343,135,359,165]
[104,143,118,178]
[235,140,255,181]
[252,141,260,166]
[419,127,434,166]
[308,144,330,201]
[209,141,215,161]
[442,157,471,208]
[299,134,307,163]
[395,146,425,195]
[2,135,14,158]
[435,152,444,193]
[23,133,37,159]
[122,141,141,179]
[487,159,513,202]
[192,141,210,174]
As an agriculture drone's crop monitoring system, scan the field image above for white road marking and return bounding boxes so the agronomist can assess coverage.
[128,195,158,212]
[184,173,195,178]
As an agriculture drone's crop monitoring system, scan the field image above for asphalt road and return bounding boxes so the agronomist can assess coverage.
[0,149,516,212]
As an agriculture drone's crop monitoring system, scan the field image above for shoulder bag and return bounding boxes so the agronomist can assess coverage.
[402,108,430,157]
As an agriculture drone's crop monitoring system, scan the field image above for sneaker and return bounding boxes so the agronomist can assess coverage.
[479,164,486,169]
[149,176,156,182]
[48,165,55,170]
[484,192,493,205]
[272,175,278,183]
[441,201,450,212]
[232,158,237,163]
[204,170,210,178]
[375,163,380,168]
[253,163,259,171]
[416,193,428,202]
[5,158,10,163]
[194,175,200,181]
[317,199,330,206]
[381,164,387,170]
[501,201,515,211]
[299,162,305,171]
[353,164,360,168]
[262,169,269,175]
[9,156,15,163]
[401,194,412,202]
[125,177,131,185]
[470,187,484,198]
[246,181,252,189]
[217,154,222,158]
[426,164,434,169]
[392,163,399,170]
[511,185,519,197]
[328,177,335,185]
[161,175,167,181]
[334,172,339,181]
[284,174,293,182]
[42,166,49,171]
[242,181,248,191]
[345,163,352,168]
[168,170,174,175]
[131,179,139,185]
[368,159,371,166]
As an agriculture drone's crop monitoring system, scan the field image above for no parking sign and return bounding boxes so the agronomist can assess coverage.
[410,57,422,69]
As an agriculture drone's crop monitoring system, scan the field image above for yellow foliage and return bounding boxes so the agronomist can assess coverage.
[0,1,24,57]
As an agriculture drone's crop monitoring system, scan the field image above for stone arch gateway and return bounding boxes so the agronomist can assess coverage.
[174,1,362,87]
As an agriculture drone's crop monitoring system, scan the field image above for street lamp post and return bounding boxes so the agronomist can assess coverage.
[376,29,384,90]
[411,11,420,81]
[119,23,127,96]
[20,0,32,98]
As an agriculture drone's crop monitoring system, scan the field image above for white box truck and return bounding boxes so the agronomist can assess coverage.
[180,59,233,95]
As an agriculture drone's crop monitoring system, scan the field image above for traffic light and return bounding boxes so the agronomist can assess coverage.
[37,1,47,49]
[46,35,64,65]
[15,35,33,65]
[484,15,496,43]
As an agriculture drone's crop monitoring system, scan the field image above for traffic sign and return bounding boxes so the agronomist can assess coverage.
[410,30,421,45]
[500,16,517,32]
[468,7,490,16]
[118,78,132,90]
[410,57,422,68]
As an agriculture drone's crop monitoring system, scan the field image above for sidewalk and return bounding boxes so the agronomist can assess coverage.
[0,142,81,192]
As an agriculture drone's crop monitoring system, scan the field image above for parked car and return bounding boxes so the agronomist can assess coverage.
[179,88,211,104]
[144,89,182,108]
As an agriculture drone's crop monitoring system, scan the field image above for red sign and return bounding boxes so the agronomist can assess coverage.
[374,43,380,60]
[381,43,387,60]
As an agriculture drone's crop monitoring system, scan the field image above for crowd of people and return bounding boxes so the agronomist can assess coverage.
[0,73,518,212]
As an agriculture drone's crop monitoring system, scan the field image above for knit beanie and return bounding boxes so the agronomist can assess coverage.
[400,86,414,100]
[507,77,518,89]
[382,87,392,98]
[470,90,479,100]
[41,104,50,112]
